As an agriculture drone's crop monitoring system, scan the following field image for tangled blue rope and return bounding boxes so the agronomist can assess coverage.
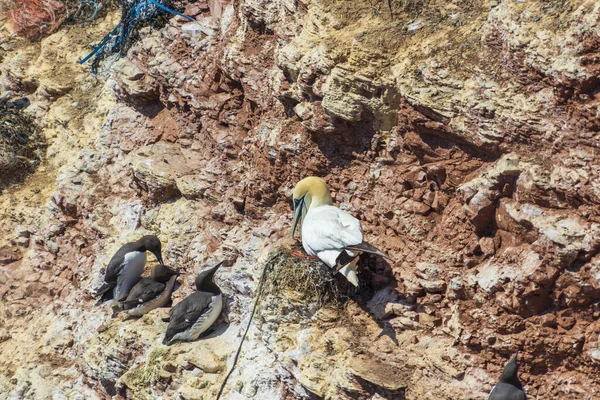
[79,0,194,75]
[79,0,99,21]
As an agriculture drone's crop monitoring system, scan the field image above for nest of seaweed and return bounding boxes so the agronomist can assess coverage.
[260,246,350,316]
[0,105,45,188]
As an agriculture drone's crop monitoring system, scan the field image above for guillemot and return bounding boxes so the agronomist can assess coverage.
[119,264,180,318]
[488,352,526,400]
[163,261,224,345]
[291,176,391,286]
[95,235,164,305]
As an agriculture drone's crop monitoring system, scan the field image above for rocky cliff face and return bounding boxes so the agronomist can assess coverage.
[1,0,600,399]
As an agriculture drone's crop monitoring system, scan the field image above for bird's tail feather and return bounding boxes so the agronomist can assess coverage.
[120,299,139,307]
[94,282,114,297]
[338,265,359,287]
[94,288,114,306]
[344,241,392,260]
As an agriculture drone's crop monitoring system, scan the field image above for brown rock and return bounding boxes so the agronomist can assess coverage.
[0,247,22,265]
[402,199,431,215]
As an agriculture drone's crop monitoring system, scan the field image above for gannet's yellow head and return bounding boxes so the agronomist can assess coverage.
[291,176,333,238]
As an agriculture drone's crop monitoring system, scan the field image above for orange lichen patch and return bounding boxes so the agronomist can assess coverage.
[6,0,66,38]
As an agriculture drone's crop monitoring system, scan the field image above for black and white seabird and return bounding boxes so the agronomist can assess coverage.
[489,352,526,400]
[119,264,180,318]
[95,235,164,304]
[291,176,391,286]
[163,261,224,345]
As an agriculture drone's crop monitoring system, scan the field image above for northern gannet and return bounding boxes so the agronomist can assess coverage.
[291,177,391,286]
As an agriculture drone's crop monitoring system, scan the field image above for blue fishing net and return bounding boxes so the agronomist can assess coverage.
[79,0,193,75]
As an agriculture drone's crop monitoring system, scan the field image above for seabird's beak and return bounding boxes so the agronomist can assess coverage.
[153,251,164,265]
[167,266,180,276]
[291,196,304,238]
[210,260,224,272]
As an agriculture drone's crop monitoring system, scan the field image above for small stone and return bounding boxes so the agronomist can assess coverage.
[402,199,431,215]
[0,247,22,265]
[541,313,557,328]
[420,280,447,293]
[557,309,576,330]
[384,300,415,317]
[46,240,59,254]
[15,226,30,238]
[404,281,425,297]
[293,103,313,120]
[163,363,177,373]
[0,328,11,343]
[415,263,441,280]
[390,316,420,330]
[232,196,245,212]
[176,175,210,199]
[96,324,108,333]
[14,236,30,247]
[157,369,172,383]
[429,294,443,303]
[479,237,495,256]
[590,349,600,364]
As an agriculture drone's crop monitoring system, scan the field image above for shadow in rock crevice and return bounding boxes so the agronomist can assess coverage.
[349,254,402,346]
[310,110,382,170]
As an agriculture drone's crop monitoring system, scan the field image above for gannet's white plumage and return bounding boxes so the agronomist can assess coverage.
[292,177,391,286]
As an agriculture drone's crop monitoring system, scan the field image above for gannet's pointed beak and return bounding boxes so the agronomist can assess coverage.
[291,196,304,238]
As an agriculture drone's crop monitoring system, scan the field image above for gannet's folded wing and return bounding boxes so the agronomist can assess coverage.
[344,242,392,260]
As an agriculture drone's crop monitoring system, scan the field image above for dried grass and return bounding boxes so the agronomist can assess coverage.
[261,246,349,311]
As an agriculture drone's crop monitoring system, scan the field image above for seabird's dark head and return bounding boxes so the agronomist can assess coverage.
[195,261,224,292]
[138,235,164,265]
[151,265,180,282]
[499,352,521,385]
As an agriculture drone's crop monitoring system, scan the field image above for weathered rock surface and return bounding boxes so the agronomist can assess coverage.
[1,0,600,399]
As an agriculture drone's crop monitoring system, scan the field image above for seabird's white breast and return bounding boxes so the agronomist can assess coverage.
[171,293,223,343]
[300,205,363,268]
[114,251,146,301]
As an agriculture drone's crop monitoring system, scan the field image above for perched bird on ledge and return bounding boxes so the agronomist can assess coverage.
[163,261,224,345]
[119,264,180,318]
[291,176,391,286]
[94,235,164,306]
[488,352,526,400]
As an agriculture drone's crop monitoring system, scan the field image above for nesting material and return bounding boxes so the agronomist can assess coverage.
[5,0,66,38]
[79,0,192,75]
[0,105,44,187]
[261,246,349,311]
